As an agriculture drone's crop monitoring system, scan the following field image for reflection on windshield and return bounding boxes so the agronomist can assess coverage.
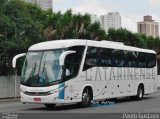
[21,49,65,87]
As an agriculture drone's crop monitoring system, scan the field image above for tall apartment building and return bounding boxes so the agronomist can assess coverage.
[90,14,98,23]
[137,15,159,38]
[100,12,121,32]
[26,0,53,11]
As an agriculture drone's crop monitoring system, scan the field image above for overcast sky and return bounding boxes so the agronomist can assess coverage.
[53,0,160,33]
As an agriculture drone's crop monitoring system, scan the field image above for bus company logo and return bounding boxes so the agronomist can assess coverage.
[86,67,156,81]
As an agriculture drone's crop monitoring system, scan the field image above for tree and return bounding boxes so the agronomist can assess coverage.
[0,0,44,75]
[43,10,106,40]
[1,0,160,75]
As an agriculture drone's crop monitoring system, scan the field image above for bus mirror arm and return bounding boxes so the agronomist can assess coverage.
[59,51,76,66]
[12,53,26,68]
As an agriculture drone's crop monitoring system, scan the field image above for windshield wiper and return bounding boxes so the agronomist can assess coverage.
[40,62,49,84]
[29,63,37,78]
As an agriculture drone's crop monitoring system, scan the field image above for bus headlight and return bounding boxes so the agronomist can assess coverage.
[20,88,25,93]
[49,88,59,94]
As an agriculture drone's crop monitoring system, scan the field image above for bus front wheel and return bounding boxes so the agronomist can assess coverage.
[78,88,92,107]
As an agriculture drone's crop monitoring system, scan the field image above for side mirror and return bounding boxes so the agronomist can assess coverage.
[59,51,76,66]
[12,53,26,68]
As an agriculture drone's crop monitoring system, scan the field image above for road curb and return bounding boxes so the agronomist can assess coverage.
[0,98,20,104]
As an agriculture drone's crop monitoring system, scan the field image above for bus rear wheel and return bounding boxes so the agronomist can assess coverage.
[78,88,92,107]
[44,104,56,109]
[135,85,144,100]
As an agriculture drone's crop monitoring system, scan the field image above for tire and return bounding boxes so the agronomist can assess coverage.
[135,85,144,100]
[44,104,56,109]
[78,88,92,107]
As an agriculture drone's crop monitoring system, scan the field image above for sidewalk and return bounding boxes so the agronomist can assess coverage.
[0,97,20,104]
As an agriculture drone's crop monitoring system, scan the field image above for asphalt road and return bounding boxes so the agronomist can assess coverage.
[0,91,160,113]
[0,91,160,119]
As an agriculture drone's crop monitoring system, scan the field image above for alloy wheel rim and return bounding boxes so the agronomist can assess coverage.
[82,91,90,104]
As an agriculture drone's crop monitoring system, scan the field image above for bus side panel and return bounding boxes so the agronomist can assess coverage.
[64,79,81,103]
[143,67,157,94]
[63,67,157,104]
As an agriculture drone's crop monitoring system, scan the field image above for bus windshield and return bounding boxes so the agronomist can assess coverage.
[21,49,65,87]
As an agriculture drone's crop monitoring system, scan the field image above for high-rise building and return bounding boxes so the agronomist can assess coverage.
[137,15,159,38]
[26,0,53,11]
[100,12,121,32]
[90,14,98,23]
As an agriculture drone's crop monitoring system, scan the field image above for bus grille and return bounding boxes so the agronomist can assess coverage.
[24,91,51,96]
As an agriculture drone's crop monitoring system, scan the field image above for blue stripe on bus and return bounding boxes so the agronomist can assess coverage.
[58,83,65,99]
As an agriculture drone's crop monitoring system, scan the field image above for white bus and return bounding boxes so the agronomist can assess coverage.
[12,39,158,108]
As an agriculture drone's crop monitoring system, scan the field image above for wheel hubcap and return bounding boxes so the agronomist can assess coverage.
[82,90,90,104]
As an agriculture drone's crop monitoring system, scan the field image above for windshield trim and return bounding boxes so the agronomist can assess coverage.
[28,47,67,52]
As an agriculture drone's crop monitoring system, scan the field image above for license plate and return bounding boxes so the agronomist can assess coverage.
[33,98,41,102]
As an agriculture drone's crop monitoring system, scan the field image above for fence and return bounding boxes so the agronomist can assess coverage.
[0,76,20,98]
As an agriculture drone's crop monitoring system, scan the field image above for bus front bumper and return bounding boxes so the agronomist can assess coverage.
[20,92,65,104]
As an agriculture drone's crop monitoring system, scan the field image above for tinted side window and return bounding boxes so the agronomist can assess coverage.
[137,52,147,67]
[64,46,85,80]
[112,50,125,67]
[125,51,137,67]
[99,48,113,67]
[83,47,99,71]
[147,53,156,68]
[83,46,156,70]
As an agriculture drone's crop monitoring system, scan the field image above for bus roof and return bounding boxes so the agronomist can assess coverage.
[28,39,156,54]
